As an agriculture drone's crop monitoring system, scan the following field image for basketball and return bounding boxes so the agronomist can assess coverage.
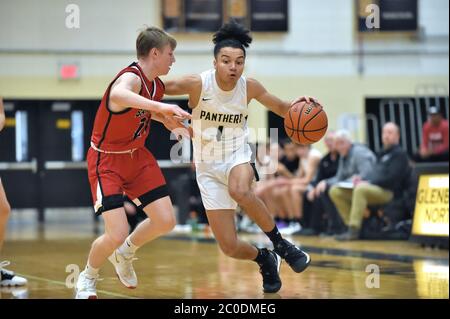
[284,101,328,145]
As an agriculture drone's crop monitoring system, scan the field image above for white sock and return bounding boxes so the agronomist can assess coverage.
[84,263,99,278]
[118,236,139,256]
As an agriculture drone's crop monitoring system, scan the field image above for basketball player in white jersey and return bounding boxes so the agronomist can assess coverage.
[0,97,28,287]
[164,21,313,293]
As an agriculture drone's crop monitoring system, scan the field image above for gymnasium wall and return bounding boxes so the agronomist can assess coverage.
[0,0,448,146]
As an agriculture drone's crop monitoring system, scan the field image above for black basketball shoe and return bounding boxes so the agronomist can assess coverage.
[274,239,311,273]
[257,249,282,293]
[0,261,27,287]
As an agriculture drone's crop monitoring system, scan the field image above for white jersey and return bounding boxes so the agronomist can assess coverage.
[192,69,249,162]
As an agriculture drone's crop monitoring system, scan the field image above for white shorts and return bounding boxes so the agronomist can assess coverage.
[195,144,254,210]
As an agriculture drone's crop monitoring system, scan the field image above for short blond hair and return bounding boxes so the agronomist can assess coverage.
[136,27,177,59]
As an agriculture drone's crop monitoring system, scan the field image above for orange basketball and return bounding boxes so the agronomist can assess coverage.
[284,101,328,145]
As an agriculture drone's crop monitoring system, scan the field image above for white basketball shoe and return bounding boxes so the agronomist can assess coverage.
[108,249,138,289]
[75,270,98,299]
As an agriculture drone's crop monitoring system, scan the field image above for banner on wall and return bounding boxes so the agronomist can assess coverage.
[412,174,449,237]
[358,0,418,33]
[162,0,288,32]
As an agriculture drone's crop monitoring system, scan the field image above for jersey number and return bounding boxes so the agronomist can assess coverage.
[216,126,224,142]
[133,117,150,140]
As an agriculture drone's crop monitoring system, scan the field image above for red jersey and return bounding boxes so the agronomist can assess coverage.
[91,62,165,152]
[422,119,449,154]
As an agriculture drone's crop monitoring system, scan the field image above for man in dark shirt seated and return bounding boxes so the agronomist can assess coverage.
[300,131,340,235]
[330,122,411,241]
[309,132,340,191]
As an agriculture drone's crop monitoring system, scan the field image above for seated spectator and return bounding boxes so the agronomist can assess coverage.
[300,131,340,235]
[266,142,322,235]
[171,162,207,225]
[254,142,285,219]
[330,123,411,241]
[252,139,303,233]
[277,139,300,177]
[269,140,301,232]
[315,130,376,235]
[361,167,417,240]
[284,144,322,234]
[414,106,449,162]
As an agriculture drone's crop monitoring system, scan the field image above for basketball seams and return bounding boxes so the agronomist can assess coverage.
[285,124,328,133]
[302,107,325,131]
[296,103,307,143]
[287,106,295,138]
[304,111,328,132]
[300,103,321,143]
[300,133,316,143]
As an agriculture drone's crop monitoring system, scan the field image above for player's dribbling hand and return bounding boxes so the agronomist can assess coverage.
[291,96,320,107]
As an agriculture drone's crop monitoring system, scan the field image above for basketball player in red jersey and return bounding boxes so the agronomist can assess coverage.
[0,97,28,288]
[163,21,317,293]
[75,27,191,299]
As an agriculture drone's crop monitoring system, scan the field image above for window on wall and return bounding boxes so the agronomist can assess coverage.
[15,111,28,162]
[162,0,288,32]
[71,111,84,162]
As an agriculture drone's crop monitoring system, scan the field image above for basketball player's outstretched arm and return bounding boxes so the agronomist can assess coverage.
[163,75,202,108]
[109,73,191,119]
[247,78,317,118]
[0,97,5,132]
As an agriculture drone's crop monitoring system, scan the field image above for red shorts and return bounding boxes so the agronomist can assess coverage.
[87,147,168,215]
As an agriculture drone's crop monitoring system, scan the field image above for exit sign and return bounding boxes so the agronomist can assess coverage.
[59,63,79,80]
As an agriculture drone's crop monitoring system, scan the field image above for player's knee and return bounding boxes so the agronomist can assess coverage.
[229,186,252,204]
[107,230,129,248]
[160,213,176,234]
[219,240,239,258]
[0,201,11,218]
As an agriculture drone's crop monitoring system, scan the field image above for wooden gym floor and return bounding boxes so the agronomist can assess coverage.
[0,210,448,299]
